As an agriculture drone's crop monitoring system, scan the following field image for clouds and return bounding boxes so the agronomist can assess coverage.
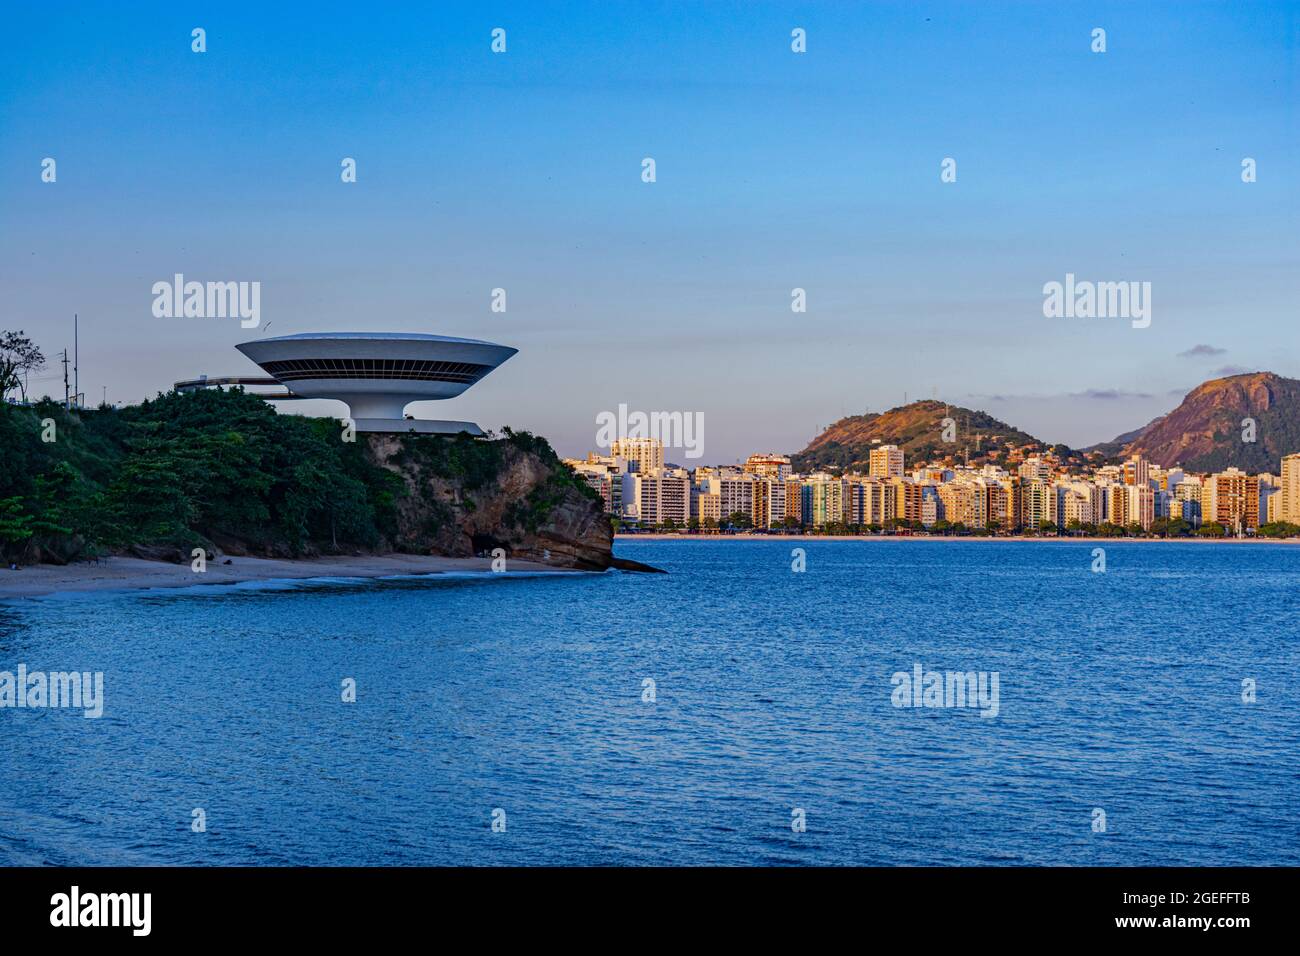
[1176,346,1251,379]
[967,390,1159,403]
[1069,389,1153,401]
[965,388,1153,403]
[1177,344,1226,358]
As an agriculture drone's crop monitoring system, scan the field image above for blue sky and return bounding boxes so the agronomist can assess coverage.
[2,1,1297,462]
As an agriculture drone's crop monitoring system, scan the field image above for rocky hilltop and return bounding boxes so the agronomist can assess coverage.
[1105,372,1300,472]
[792,399,1044,473]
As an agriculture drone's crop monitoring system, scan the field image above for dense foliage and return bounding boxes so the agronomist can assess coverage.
[0,389,587,563]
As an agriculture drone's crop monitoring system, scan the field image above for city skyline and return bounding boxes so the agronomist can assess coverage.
[2,2,1297,462]
[567,437,1299,535]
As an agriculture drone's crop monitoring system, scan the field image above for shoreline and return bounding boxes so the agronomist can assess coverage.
[0,553,576,600]
[617,533,1297,544]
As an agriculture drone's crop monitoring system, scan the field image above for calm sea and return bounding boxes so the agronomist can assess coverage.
[1,540,1296,866]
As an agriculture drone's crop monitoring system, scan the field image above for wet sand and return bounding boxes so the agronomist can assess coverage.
[0,553,573,599]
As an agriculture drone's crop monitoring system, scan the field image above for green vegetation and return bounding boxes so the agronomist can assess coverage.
[792,400,1045,474]
[0,387,592,564]
[1258,521,1300,538]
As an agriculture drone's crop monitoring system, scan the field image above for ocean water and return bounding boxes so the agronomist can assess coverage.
[1,539,1297,866]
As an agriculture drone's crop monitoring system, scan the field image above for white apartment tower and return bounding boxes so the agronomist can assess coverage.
[611,437,665,475]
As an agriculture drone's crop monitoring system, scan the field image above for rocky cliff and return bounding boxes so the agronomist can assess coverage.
[366,431,649,571]
[1110,372,1300,472]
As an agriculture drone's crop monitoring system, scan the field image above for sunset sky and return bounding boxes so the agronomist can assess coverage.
[2,1,1297,462]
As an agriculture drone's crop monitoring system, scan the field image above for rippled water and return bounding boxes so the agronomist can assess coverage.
[1,540,1297,866]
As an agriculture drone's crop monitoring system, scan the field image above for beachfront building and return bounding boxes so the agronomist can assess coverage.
[783,478,804,526]
[1259,475,1279,525]
[1022,479,1052,528]
[698,473,760,527]
[803,473,846,526]
[937,481,985,528]
[693,489,722,526]
[1203,468,1260,534]
[1278,454,1300,523]
[569,437,1292,539]
[1126,483,1156,531]
[627,470,690,526]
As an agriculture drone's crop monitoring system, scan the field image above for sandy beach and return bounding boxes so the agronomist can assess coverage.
[0,553,572,600]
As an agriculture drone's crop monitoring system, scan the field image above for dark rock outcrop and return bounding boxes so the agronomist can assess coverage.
[365,433,659,572]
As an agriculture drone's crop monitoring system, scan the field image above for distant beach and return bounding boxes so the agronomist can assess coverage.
[618,533,1298,544]
[0,553,572,600]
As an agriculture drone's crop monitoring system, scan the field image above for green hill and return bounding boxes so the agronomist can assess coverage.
[791,400,1045,473]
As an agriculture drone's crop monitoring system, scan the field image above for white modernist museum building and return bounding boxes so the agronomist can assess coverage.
[177,332,517,435]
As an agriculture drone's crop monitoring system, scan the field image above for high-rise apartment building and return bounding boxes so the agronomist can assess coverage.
[1018,457,1050,482]
[1126,483,1155,530]
[1123,455,1150,487]
[893,478,924,525]
[743,454,792,482]
[1203,468,1259,533]
[1279,453,1300,523]
[701,474,759,526]
[984,481,1010,530]
[783,478,804,526]
[1022,479,1051,528]
[610,437,664,475]
[869,444,905,478]
[804,474,845,526]
[628,471,690,526]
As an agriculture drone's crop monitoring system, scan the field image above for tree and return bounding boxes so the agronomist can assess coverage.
[0,331,46,403]
[1151,517,1190,538]
[0,496,33,560]
[726,511,753,531]
[1259,521,1300,539]
[30,462,76,535]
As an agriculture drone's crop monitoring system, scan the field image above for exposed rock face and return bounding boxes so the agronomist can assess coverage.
[365,434,659,572]
[1116,372,1300,471]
